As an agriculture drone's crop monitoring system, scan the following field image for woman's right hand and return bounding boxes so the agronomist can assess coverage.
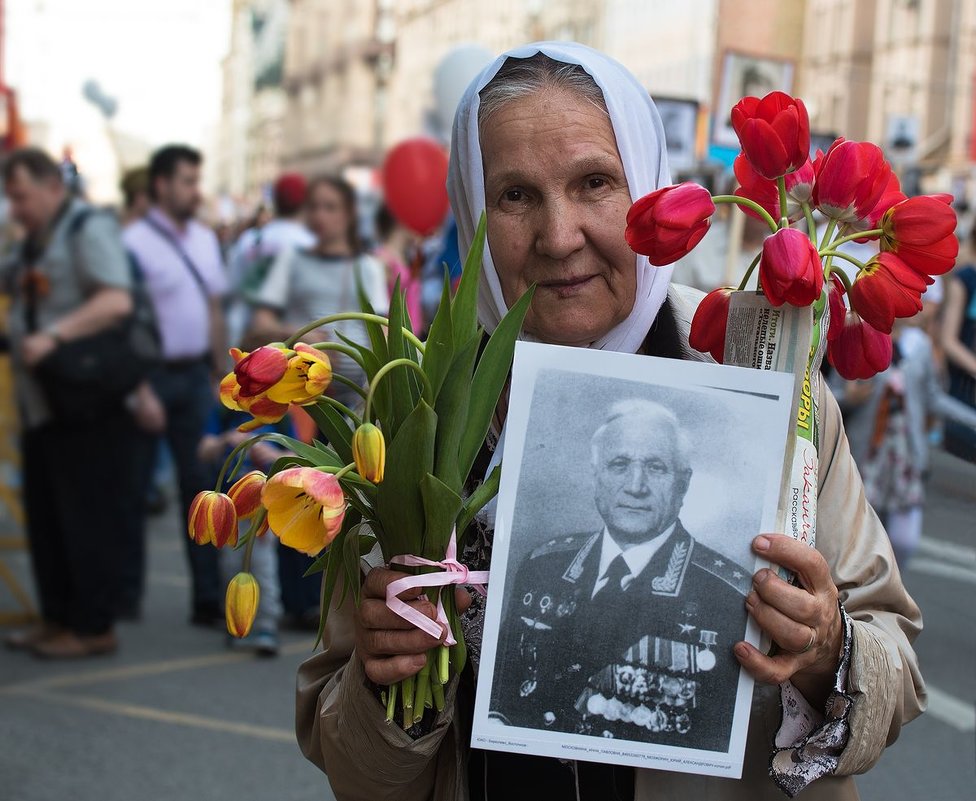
[355,567,471,685]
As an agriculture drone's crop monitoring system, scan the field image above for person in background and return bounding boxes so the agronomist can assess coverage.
[372,203,424,332]
[833,318,976,566]
[248,175,388,411]
[123,144,230,628]
[198,408,288,656]
[248,176,387,625]
[119,167,151,228]
[229,173,315,347]
[941,226,976,463]
[0,147,135,658]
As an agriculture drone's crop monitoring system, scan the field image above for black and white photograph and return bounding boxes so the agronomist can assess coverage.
[653,97,700,174]
[472,342,796,779]
[713,51,795,148]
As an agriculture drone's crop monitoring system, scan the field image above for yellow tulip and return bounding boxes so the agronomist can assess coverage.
[261,467,346,556]
[225,572,260,638]
[352,423,386,483]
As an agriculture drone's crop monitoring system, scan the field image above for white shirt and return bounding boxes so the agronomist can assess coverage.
[591,523,677,598]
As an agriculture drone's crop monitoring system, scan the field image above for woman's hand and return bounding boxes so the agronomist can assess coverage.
[735,534,843,708]
[355,567,472,685]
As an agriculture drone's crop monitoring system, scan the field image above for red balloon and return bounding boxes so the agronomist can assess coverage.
[381,139,450,236]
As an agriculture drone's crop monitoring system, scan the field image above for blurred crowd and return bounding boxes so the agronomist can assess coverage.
[1,140,975,662]
[0,142,460,660]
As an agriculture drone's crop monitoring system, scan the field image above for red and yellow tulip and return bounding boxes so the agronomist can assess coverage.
[228,470,267,519]
[261,467,346,556]
[848,252,928,334]
[188,490,238,548]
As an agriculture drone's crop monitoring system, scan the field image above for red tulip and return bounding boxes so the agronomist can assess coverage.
[733,155,814,223]
[625,183,715,266]
[760,228,824,307]
[849,173,905,240]
[880,195,959,276]
[827,313,893,380]
[826,274,847,343]
[689,287,734,363]
[235,345,289,398]
[812,139,893,223]
[730,92,811,180]
[848,253,928,334]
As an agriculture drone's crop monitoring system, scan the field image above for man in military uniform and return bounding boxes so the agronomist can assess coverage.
[490,400,752,753]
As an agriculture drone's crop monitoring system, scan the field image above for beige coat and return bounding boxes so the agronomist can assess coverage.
[296,287,926,801]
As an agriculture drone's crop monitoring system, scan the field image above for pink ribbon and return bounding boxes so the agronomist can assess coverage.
[385,530,488,646]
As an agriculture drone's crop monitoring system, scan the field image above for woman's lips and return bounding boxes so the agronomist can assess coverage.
[539,274,597,298]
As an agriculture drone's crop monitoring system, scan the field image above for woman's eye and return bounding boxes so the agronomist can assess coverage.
[586,176,608,190]
[503,189,526,203]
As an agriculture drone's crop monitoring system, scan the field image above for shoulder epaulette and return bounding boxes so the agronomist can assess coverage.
[529,533,595,560]
[691,543,752,596]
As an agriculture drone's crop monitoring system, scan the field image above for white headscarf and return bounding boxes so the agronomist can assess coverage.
[447,41,673,354]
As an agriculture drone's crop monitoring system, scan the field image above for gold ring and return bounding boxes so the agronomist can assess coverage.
[799,626,817,654]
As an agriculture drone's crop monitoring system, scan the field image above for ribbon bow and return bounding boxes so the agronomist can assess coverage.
[385,530,489,646]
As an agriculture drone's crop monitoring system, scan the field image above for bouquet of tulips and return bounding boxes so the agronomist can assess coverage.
[625,91,957,380]
[188,217,533,727]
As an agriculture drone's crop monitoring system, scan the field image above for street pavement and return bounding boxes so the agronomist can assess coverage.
[1,450,974,801]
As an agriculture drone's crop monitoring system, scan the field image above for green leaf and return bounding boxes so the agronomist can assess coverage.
[457,286,534,482]
[432,333,479,492]
[420,473,463,558]
[355,270,390,366]
[421,273,455,402]
[342,521,368,605]
[451,212,486,346]
[335,330,392,427]
[374,400,437,559]
[456,464,500,539]
[385,278,417,434]
[258,433,343,472]
[305,402,354,466]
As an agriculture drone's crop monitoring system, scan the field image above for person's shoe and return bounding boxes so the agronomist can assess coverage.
[4,623,63,651]
[31,630,118,660]
[252,629,280,658]
[190,603,224,628]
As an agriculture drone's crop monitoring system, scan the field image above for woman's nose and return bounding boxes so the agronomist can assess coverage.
[533,198,586,260]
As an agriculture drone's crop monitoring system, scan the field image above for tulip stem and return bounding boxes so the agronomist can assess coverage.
[818,219,838,251]
[309,341,369,372]
[328,373,369,401]
[242,524,257,573]
[712,195,779,235]
[286,313,426,354]
[215,433,275,490]
[826,265,854,293]
[737,253,762,292]
[316,396,363,426]
[829,228,883,249]
[776,177,789,226]
[802,202,817,243]
[820,250,867,274]
[364,358,434,422]
[333,463,358,481]
[385,680,398,722]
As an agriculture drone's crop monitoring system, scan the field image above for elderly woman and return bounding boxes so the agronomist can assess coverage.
[296,43,924,801]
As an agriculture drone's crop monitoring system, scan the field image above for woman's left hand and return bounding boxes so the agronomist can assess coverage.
[735,534,844,706]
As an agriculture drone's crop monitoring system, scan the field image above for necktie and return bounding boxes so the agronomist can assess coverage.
[596,553,631,598]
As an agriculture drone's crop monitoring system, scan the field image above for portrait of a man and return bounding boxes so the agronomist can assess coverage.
[489,399,751,753]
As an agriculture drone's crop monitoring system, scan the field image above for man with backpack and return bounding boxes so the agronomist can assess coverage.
[123,144,229,628]
[1,147,138,658]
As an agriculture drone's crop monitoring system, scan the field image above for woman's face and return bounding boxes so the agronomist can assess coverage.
[306,183,350,245]
[481,88,637,346]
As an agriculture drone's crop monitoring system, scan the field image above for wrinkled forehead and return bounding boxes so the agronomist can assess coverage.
[596,415,679,460]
